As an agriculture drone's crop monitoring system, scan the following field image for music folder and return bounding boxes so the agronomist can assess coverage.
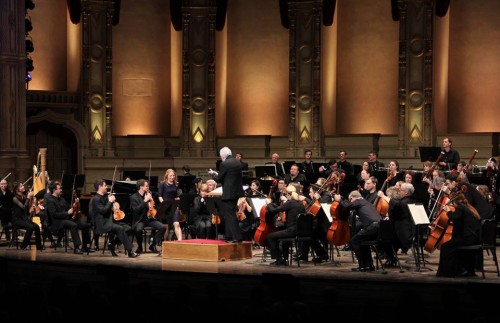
[408,203,430,225]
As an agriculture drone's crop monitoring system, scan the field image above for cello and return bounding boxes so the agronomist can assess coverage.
[327,174,350,246]
[424,188,457,253]
[253,179,278,247]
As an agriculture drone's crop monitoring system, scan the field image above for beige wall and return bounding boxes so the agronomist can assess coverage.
[112,0,171,136]
[29,0,68,90]
[336,0,399,135]
[226,0,289,136]
[448,0,500,133]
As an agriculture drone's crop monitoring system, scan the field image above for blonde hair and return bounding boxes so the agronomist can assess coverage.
[199,183,208,193]
[163,168,177,182]
[286,185,300,201]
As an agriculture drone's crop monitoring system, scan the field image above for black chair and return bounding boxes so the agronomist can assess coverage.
[277,213,314,267]
[359,220,404,273]
[457,218,500,279]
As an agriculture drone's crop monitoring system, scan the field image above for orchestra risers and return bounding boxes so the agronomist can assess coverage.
[162,240,252,262]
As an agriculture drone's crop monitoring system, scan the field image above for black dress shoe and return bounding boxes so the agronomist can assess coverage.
[351,267,366,272]
[74,247,84,255]
[128,251,139,258]
[135,247,143,254]
[110,250,118,257]
[149,244,159,253]
[293,254,308,262]
[313,255,329,264]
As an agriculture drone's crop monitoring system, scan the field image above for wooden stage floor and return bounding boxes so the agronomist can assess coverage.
[1,238,500,321]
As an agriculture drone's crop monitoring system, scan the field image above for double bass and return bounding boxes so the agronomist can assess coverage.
[253,180,278,247]
[326,173,350,246]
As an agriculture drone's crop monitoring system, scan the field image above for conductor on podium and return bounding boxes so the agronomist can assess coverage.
[209,147,245,242]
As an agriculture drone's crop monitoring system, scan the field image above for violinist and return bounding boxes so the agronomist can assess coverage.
[130,179,167,253]
[436,191,481,277]
[271,178,287,204]
[11,182,43,251]
[265,185,309,266]
[158,169,183,241]
[237,181,261,241]
[192,184,213,239]
[45,181,89,254]
[90,180,138,258]
[334,190,380,272]
[0,179,14,241]
[454,175,494,220]
[439,137,460,171]
[318,159,339,178]
[298,178,332,263]
[385,160,403,189]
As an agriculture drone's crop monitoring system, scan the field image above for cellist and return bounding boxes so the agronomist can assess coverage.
[265,185,308,266]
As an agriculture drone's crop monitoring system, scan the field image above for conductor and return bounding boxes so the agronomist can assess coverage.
[209,147,245,242]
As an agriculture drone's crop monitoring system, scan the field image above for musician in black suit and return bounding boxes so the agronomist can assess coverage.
[45,181,88,254]
[11,182,43,250]
[0,178,14,240]
[90,180,138,258]
[266,152,285,179]
[130,179,167,253]
[209,146,245,242]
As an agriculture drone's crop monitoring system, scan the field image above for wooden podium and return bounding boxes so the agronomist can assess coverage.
[162,239,252,262]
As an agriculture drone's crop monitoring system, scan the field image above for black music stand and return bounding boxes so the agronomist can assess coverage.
[408,203,432,272]
[283,161,296,174]
[418,146,442,162]
[255,165,277,178]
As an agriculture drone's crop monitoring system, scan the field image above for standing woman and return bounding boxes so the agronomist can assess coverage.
[436,191,481,277]
[158,168,183,241]
[11,182,43,250]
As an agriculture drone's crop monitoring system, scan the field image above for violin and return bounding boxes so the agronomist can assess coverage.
[212,213,221,225]
[110,166,125,221]
[236,197,247,222]
[72,191,82,221]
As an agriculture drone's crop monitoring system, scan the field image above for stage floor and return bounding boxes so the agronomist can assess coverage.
[1,238,499,284]
[1,238,500,321]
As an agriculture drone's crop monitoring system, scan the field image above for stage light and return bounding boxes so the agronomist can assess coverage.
[25,0,35,10]
[26,38,34,53]
[26,72,32,82]
[25,17,32,32]
[26,57,34,71]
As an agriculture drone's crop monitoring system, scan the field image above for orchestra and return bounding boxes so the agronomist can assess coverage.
[1,146,498,280]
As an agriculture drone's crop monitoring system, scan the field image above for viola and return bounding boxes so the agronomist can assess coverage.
[212,214,221,225]
[147,195,157,218]
[236,197,247,221]
[373,171,395,217]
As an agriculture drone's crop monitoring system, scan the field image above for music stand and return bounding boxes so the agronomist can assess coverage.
[408,203,432,271]
[283,161,296,174]
[122,170,146,180]
[255,165,277,178]
[248,197,267,219]
[177,175,196,193]
[418,146,442,162]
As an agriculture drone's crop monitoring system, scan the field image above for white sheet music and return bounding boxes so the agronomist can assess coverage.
[249,197,267,219]
[408,203,430,225]
[321,203,333,222]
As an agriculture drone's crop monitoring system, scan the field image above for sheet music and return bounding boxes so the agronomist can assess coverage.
[249,197,267,219]
[321,203,333,222]
[408,203,430,225]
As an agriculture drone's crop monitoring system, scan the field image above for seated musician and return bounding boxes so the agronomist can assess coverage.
[285,164,308,191]
[130,179,167,253]
[238,180,262,241]
[436,191,481,277]
[90,180,138,258]
[334,190,381,272]
[11,182,43,251]
[192,183,213,239]
[298,178,332,263]
[265,185,308,266]
[45,181,90,254]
